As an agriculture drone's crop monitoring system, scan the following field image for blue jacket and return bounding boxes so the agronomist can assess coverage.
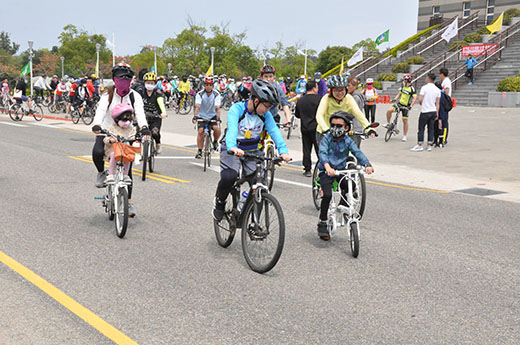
[464,57,478,69]
[225,101,289,154]
[318,133,370,171]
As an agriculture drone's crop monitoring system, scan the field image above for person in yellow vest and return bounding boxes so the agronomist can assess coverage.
[362,78,378,123]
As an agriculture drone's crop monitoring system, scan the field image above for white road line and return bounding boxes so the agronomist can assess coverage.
[27,122,60,128]
[190,162,220,173]
[0,121,28,127]
[156,156,198,159]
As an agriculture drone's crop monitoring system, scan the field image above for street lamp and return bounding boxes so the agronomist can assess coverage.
[60,56,64,78]
[167,62,172,77]
[95,43,101,78]
[28,40,34,96]
[262,48,267,66]
[210,47,215,75]
[153,46,157,75]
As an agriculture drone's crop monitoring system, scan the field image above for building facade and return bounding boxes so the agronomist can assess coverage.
[417,0,520,30]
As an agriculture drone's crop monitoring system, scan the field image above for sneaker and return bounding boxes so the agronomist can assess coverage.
[317,222,330,241]
[105,174,115,183]
[213,141,219,151]
[410,145,424,152]
[156,144,162,154]
[195,151,202,159]
[95,171,107,188]
[401,136,407,142]
[123,175,132,183]
[427,145,432,152]
[302,170,312,177]
[212,197,226,221]
[468,82,472,85]
[128,204,136,218]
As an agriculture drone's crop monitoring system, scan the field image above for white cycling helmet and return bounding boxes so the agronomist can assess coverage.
[366,78,374,84]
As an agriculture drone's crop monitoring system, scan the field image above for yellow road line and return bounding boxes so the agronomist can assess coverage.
[0,250,139,345]
[134,169,190,183]
[365,180,450,193]
[161,144,195,153]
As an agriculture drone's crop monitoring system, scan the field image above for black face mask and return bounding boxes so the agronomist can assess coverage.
[182,78,187,82]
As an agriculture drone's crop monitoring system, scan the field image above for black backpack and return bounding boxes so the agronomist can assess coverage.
[442,93,453,112]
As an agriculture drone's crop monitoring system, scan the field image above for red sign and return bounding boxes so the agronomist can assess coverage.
[462,43,498,57]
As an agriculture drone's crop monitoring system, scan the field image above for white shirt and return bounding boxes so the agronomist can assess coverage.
[93,89,148,129]
[419,83,441,113]
[441,77,452,96]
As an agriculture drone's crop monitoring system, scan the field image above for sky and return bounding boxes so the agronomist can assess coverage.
[3,0,419,56]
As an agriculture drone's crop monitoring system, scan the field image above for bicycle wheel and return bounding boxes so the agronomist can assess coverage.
[71,109,80,124]
[32,104,44,121]
[148,139,156,173]
[82,108,94,125]
[241,192,285,273]
[214,196,236,248]
[312,161,322,210]
[384,123,394,142]
[48,103,57,114]
[355,174,367,219]
[107,185,115,221]
[178,98,190,115]
[114,187,128,238]
[141,140,149,181]
[265,145,276,191]
[349,222,360,258]
[203,133,209,172]
[8,104,22,121]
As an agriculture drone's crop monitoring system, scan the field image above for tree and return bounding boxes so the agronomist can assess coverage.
[352,38,379,57]
[162,25,208,75]
[316,46,353,74]
[33,50,60,76]
[0,31,19,55]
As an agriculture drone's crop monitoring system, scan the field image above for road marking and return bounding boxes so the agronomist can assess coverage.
[0,120,29,127]
[0,250,139,345]
[365,180,450,194]
[190,162,220,173]
[155,156,199,159]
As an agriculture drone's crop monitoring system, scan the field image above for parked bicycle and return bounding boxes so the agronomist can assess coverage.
[214,152,286,273]
[385,102,409,142]
[95,129,141,238]
[196,118,220,172]
[9,99,44,122]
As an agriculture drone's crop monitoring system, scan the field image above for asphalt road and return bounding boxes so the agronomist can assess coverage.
[0,118,519,345]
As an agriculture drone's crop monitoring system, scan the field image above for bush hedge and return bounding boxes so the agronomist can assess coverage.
[504,8,520,25]
[407,56,425,65]
[377,73,397,82]
[496,74,520,92]
[464,33,483,43]
[392,63,409,73]
[373,81,383,90]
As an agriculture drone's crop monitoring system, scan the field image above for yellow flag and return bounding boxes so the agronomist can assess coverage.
[486,12,504,36]
[339,56,344,75]
[206,64,213,76]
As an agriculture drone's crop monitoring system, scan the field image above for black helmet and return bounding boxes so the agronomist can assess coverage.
[112,63,134,79]
[250,79,280,105]
[329,111,353,128]
[260,65,276,75]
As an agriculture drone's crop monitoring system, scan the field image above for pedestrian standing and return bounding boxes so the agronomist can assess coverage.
[295,80,321,176]
[438,68,452,145]
[411,73,440,152]
[362,78,378,123]
[347,76,366,147]
[314,72,329,97]
[464,53,478,85]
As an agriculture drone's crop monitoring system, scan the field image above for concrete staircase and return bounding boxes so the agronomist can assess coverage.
[452,39,520,106]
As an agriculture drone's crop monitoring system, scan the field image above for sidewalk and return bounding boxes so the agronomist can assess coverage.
[4,104,519,203]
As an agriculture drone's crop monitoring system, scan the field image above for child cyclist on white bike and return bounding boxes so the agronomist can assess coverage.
[317,111,374,241]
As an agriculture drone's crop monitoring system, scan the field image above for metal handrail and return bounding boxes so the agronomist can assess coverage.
[451,47,505,84]
[412,50,460,84]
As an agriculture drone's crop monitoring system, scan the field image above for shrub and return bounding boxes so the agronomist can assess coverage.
[496,74,520,92]
[449,41,465,50]
[377,73,397,82]
[407,56,425,65]
[373,81,383,90]
[392,63,409,73]
[463,33,483,43]
[504,8,520,25]
[476,26,490,35]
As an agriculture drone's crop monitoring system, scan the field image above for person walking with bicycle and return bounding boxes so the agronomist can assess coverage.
[316,111,374,241]
[91,63,150,217]
[212,79,291,221]
[384,74,417,142]
[139,72,167,154]
[193,76,222,159]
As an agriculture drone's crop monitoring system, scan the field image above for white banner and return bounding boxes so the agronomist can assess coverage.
[441,17,459,43]
[347,47,363,67]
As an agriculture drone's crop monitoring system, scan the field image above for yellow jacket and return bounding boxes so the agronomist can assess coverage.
[178,81,191,93]
[316,94,370,133]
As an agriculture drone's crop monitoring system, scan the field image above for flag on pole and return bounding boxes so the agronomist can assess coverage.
[20,62,30,76]
[441,17,459,43]
[347,47,363,67]
[375,30,389,46]
[486,12,504,36]
[206,64,213,76]
[339,56,345,75]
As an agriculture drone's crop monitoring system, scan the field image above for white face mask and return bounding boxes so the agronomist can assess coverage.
[118,120,131,128]
[145,84,155,91]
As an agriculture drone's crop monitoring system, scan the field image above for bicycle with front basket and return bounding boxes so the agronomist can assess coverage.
[213,152,285,273]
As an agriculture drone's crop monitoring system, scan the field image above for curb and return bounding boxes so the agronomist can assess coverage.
[41,114,73,122]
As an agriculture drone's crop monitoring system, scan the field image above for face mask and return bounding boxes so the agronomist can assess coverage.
[145,84,155,91]
[114,77,132,97]
[330,126,346,138]
[118,120,131,128]
[182,78,187,82]
[367,84,374,90]
[315,79,320,82]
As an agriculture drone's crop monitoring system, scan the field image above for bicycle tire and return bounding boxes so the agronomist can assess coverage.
[148,139,155,173]
[141,140,149,181]
[203,133,209,172]
[265,145,276,191]
[214,196,236,247]
[349,222,360,258]
[114,187,128,238]
[107,185,115,220]
[9,104,22,121]
[82,108,94,125]
[71,109,80,124]
[384,123,394,142]
[33,105,44,121]
[357,174,367,219]
[48,103,57,114]
[241,192,285,273]
[312,161,322,210]
[178,98,190,115]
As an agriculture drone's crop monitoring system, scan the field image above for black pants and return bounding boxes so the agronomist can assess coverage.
[301,129,319,172]
[92,135,133,198]
[34,86,44,99]
[364,104,376,123]
[147,116,162,144]
[467,68,474,83]
[319,173,349,221]
[417,111,436,145]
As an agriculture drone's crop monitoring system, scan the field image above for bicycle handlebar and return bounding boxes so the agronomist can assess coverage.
[227,151,284,164]
[99,129,140,143]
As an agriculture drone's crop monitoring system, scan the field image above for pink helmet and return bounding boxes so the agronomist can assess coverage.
[111,103,134,121]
